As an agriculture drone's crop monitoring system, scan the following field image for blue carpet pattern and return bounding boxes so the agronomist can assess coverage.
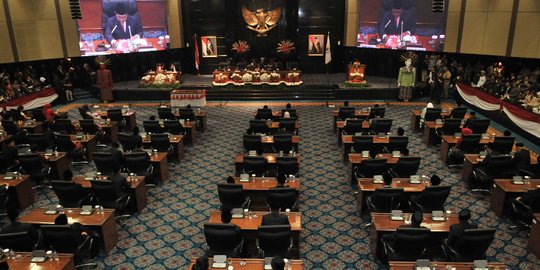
[30,104,540,269]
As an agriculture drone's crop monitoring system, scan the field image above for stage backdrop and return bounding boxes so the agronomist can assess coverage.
[182,0,343,74]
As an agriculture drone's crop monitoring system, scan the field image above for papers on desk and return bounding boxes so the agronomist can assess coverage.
[44,205,58,215]
[80,205,94,216]
[30,250,47,263]
[481,133,490,140]
[473,260,488,270]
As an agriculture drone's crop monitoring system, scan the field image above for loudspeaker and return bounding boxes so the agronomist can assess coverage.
[432,0,444,13]
[69,0,82,19]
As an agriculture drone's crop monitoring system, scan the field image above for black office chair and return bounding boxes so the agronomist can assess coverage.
[243,134,264,154]
[450,107,467,119]
[351,136,373,153]
[248,119,270,135]
[0,231,39,252]
[51,180,92,208]
[469,119,490,134]
[469,155,515,192]
[353,159,388,185]
[256,108,273,120]
[143,120,164,134]
[90,180,132,217]
[118,133,138,152]
[243,156,268,177]
[509,192,540,230]
[79,120,103,142]
[338,107,355,120]
[106,109,126,131]
[382,227,431,262]
[55,134,87,164]
[178,108,196,121]
[217,183,251,210]
[17,153,50,188]
[78,107,94,120]
[343,119,364,135]
[257,225,293,258]
[1,120,18,135]
[370,119,393,135]
[124,152,156,186]
[273,134,294,153]
[266,188,298,211]
[0,151,18,174]
[442,228,496,262]
[150,133,174,157]
[489,136,515,155]
[31,108,46,122]
[366,188,404,212]
[368,107,386,119]
[435,119,462,138]
[281,109,297,119]
[389,157,421,178]
[458,134,482,154]
[163,120,186,135]
[53,119,75,134]
[92,152,122,175]
[409,185,452,212]
[276,156,299,177]
[203,223,244,257]
[40,225,98,267]
[28,133,52,152]
[278,118,297,135]
[423,108,442,122]
[385,136,409,153]
[157,107,176,120]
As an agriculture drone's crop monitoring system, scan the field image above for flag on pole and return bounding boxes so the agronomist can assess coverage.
[325,32,332,65]
[194,34,200,71]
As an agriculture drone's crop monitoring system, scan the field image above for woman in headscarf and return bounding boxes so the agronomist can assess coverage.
[456,127,473,149]
[419,102,434,127]
[43,103,58,122]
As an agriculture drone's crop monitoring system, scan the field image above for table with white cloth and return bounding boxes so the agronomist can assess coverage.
[170,89,206,107]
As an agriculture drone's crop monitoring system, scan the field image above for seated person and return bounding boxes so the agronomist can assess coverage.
[447,210,478,247]
[276,174,287,188]
[54,214,99,257]
[192,255,209,270]
[420,102,434,124]
[400,211,426,229]
[397,127,405,136]
[382,172,393,187]
[262,204,290,226]
[430,175,441,186]
[0,137,18,168]
[271,255,286,270]
[79,104,100,120]
[129,126,143,150]
[13,105,30,122]
[105,3,143,46]
[109,170,131,196]
[109,142,125,170]
[0,208,39,241]
[513,143,531,171]
[226,176,235,184]
[43,103,59,122]
[455,127,473,150]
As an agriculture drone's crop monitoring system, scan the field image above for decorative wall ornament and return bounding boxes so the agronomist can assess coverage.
[242,6,282,37]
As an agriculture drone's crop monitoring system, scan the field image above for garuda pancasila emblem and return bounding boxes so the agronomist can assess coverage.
[242,6,282,37]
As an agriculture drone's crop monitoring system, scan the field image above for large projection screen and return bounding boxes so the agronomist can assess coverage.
[77,0,169,56]
[358,0,448,52]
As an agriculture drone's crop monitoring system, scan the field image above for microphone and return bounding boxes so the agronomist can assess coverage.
[110,25,117,35]
[384,20,391,29]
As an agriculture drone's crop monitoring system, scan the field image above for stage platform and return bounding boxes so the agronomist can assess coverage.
[111,74,418,101]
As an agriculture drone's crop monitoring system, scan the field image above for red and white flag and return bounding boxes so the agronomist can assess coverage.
[194,34,200,71]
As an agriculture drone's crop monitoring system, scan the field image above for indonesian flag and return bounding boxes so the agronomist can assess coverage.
[325,32,332,65]
[194,34,200,70]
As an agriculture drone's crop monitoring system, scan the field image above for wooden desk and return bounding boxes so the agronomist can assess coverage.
[208,210,301,258]
[188,258,303,270]
[233,176,300,211]
[74,120,119,143]
[349,153,401,185]
[17,121,43,133]
[422,121,444,145]
[94,110,137,131]
[142,134,185,162]
[342,135,391,162]
[174,110,208,133]
[336,121,371,145]
[1,252,75,270]
[72,175,148,212]
[389,261,506,270]
[19,208,118,254]
[410,109,452,132]
[234,153,301,176]
[440,135,492,163]
[267,121,300,131]
[150,152,169,181]
[529,214,540,259]
[332,110,370,132]
[356,178,429,215]
[43,152,70,180]
[182,121,197,145]
[69,134,97,161]
[370,212,459,258]
[261,135,300,152]
[0,174,34,210]
[462,154,480,184]
[490,179,540,217]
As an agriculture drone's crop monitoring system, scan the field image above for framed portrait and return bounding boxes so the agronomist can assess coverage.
[307,34,324,56]
[201,36,218,58]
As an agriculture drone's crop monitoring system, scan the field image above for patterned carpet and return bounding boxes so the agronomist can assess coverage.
[32,103,540,269]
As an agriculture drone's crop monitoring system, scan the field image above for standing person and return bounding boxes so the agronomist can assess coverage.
[432,70,443,105]
[96,63,114,103]
[442,66,452,100]
[397,53,417,102]
[63,74,74,102]
[428,66,437,102]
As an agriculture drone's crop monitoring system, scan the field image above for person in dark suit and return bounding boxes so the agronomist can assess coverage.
[399,211,426,229]
[0,208,39,241]
[513,143,531,171]
[0,137,18,169]
[430,175,441,186]
[109,171,130,196]
[192,255,209,270]
[447,210,478,247]
[271,255,285,270]
[378,0,416,38]
[109,142,125,172]
[54,213,99,257]
[226,176,235,184]
[463,112,476,129]
[129,126,143,150]
[105,3,143,45]
[262,205,290,226]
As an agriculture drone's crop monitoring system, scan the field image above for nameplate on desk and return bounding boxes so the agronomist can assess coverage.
[240,174,249,182]
[512,176,524,185]
[435,119,443,125]
[355,132,363,136]
[361,151,369,158]
[410,175,421,184]
[84,177,95,181]
[431,210,445,221]
[378,133,387,139]
[248,151,257,156]
[373,175,383,184]
[392,151,401,158]
[80,205,94,215]
[30,250,47,263]
[232,208,244,219]
[390,210,404,220]
[481,133,489,140]
[454,133,461,139]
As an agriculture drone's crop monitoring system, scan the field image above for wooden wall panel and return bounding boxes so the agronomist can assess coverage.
[0,21,14,63]
[344,0,359,47]
[512,12,540,58]
[460,11,487,54]
[443,10,461,53]
[482,11,511,56]
[12,20,63,61]
[167,0,183,49]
